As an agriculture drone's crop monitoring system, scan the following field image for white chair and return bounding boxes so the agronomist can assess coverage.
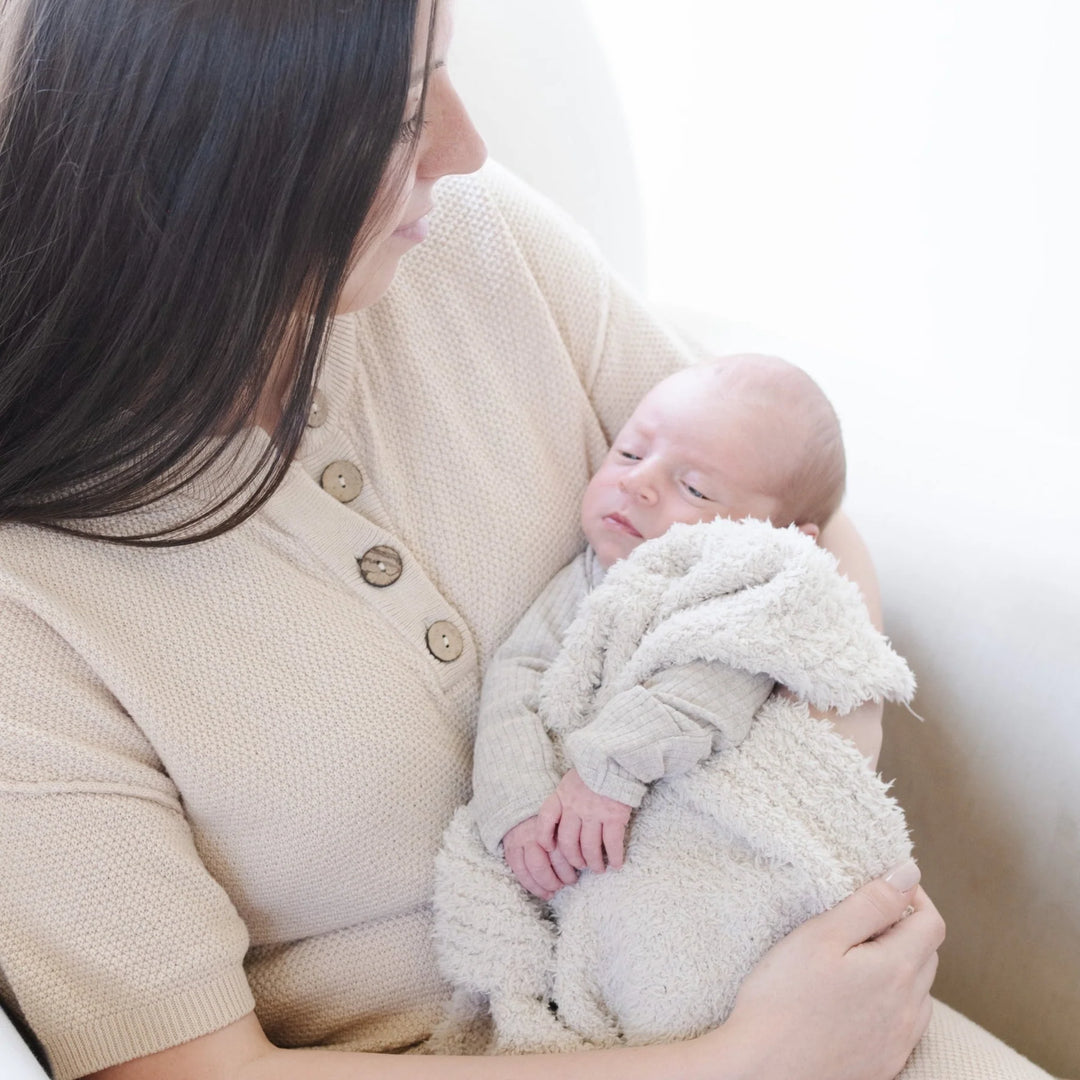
[0,1004,49,1078]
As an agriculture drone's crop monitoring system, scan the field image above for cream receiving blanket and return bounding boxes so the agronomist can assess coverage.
[431,518,917,1053]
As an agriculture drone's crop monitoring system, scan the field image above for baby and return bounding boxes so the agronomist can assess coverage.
[432,353,913,1052]
[472,352,847,898]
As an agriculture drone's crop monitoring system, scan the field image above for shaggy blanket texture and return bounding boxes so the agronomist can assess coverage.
[431,518,917,1053]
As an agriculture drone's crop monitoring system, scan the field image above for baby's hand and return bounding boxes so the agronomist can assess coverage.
[502,815,578,900]
[537,769,632,874]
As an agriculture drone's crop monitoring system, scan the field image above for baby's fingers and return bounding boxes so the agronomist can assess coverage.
[603,818,626,870]
[557,812,587,870]
[523,843,563,898]
[505,846,549,900]
[536,796,561,853]
[579,820,606,874]
[549,845,579,887]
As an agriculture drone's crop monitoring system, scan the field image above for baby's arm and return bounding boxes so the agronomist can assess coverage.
[548,661,774,871]
[472,555,592,897]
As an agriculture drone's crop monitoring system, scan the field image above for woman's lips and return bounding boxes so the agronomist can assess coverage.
[603,513,642,538]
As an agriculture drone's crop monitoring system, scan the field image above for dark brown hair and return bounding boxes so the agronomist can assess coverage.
[0,0,434,544]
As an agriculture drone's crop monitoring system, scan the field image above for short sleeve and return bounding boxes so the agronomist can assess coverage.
[0,592,254,1080]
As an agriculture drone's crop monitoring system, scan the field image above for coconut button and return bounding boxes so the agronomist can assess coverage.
[320,460,363,502]
[426,621,464,663]
[357,546,402,588]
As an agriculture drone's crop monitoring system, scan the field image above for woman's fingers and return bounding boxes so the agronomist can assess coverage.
[719,872,945,1080]
[867,886,946,963]
[818,860,925,949]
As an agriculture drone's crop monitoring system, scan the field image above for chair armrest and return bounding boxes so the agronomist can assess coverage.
[0,1004,50,1079]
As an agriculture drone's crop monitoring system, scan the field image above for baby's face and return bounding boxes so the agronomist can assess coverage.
[582,367,790,569]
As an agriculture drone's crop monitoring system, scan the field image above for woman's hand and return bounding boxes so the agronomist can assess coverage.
[537,769,632,874]
[703,862,944,1080]
[502,815,578,900]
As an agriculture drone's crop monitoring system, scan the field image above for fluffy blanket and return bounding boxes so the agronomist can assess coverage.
[431,518,916,1054]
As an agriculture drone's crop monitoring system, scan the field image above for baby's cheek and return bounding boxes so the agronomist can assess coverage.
[673,505,730,528]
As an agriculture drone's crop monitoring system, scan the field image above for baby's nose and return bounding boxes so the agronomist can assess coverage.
[619,469,658,504]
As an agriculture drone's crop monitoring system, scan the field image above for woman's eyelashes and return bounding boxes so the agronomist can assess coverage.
[397,113,428,142]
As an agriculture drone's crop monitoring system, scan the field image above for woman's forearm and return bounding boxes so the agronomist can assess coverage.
[90,869,937,1080]
[813,510,886,768]
[819,510,882,629]
[252,1035,719,1080]
[89,1012,731,1080]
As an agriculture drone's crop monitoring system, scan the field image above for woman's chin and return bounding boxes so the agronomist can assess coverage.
[335,253,406,314]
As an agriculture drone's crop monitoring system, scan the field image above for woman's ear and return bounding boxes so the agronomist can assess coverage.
[797,522,820,542]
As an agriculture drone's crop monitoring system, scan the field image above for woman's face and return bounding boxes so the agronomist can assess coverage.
[335,0,487,313]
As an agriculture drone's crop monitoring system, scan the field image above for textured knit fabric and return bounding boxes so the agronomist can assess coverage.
[904,1001,1055,1080]
[470,548,773,854]
[0,161,695,1080]
[434,518,917,1049]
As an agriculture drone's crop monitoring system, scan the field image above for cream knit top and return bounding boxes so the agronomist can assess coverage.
[0,162,691,1079]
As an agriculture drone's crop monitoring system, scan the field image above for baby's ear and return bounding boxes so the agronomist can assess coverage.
[797,522,821,542]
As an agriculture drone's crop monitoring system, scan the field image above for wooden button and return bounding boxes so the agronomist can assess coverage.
[357,545,402,588]
[426,620,463,663]
[307,390,328,428]
[320,460,363,502]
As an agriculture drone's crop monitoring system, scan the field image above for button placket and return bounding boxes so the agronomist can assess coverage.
[426,620,464,663]
[320,460,363,503]
[307,389,329,428]
[357,545,403,588]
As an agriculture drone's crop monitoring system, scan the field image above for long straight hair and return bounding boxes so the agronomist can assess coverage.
[0,0,434,544]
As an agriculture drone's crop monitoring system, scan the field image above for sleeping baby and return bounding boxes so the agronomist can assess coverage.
[432,354,915,1053]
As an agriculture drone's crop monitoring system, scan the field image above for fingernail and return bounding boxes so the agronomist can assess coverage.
[884,859,921,892]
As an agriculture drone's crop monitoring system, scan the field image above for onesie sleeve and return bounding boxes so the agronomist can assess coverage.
[471,556,592,854]
[563,661,775,806]
[0,592,254,1080]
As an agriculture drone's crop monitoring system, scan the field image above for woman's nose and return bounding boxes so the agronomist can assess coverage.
[417,74,488,180]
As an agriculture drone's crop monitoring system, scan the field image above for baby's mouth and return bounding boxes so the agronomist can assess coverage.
[604,513,642,538]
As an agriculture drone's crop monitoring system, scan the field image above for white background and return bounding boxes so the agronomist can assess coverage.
[582,0,1079,445]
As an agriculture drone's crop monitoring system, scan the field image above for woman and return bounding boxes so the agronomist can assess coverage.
[0,1,948,1078]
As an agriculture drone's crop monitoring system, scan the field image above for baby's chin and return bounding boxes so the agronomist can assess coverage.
[586,529,644,571]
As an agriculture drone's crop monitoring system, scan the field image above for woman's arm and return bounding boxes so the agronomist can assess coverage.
[819,511,883,630]
[88,866,939,1080]
[815,511,886,768]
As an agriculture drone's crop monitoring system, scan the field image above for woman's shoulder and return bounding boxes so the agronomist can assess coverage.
[400,162,611,353]
[435,159,607,270]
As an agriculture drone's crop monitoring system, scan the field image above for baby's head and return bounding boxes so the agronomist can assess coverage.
[582,354,845,568]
